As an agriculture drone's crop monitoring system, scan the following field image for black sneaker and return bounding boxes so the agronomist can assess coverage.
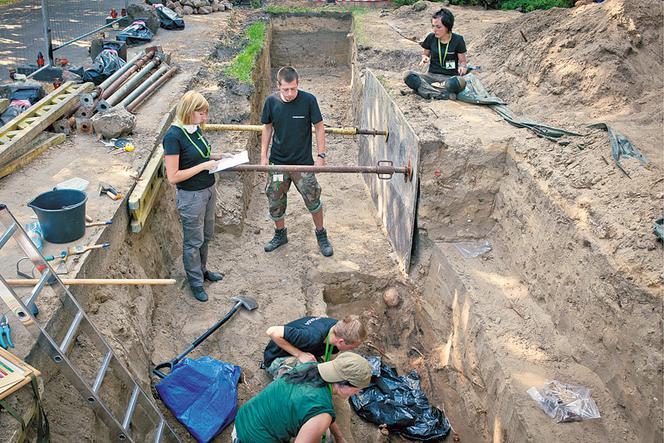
[204,270,224,282]
[315,228,333,257]
[191,286,208,302]
[264,228,288,252]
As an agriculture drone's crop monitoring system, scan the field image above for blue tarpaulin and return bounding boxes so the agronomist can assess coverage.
[155,357,241,443]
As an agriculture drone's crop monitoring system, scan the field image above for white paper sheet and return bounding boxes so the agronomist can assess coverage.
[210,151,249,173]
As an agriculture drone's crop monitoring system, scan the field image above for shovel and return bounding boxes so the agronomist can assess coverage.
[152,295,258,379]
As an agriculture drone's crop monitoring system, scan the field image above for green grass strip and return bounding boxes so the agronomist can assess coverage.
[265,5,370,16]
[224,21,266,84]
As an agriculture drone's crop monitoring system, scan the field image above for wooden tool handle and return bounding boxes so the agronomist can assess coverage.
[4,278,177,286]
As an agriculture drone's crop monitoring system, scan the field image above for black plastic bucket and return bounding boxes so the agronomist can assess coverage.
[28,189,87,243]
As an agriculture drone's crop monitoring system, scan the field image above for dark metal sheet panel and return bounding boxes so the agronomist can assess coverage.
[359,69,419,272]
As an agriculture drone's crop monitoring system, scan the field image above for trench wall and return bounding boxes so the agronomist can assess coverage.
[1,24,276,442]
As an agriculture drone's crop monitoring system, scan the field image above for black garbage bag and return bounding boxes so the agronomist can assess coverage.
[80,49,126,85]
[154,4,185,30]
[350,358,451,441]
[0,82,46,125]
[117,20,155,46]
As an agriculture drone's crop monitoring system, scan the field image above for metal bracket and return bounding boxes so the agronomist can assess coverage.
[377,160,394,180]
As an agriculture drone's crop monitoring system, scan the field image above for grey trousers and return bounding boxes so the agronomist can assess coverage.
[404,70,451,99]
[176,185,216,287]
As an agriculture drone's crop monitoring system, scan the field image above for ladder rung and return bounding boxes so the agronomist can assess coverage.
[92,350,112,394]
[0,223,17,249]
[122,384,140,431]
[59,310,83,353]
[153,419,165,443]
[26,269,51,307]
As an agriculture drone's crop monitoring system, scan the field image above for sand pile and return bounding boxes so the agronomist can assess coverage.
[473,0,663,127]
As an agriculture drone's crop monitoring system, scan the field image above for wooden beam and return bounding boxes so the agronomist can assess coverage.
[0,82,93,168]
[128,147,165,233]
[0,132,66,179]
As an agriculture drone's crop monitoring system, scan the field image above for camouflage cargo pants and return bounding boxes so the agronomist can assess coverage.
[265,170,322,221]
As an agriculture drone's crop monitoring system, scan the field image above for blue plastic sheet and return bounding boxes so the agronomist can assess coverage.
[155,357,241,443]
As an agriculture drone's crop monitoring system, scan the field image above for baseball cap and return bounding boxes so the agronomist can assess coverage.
[317,352,372,389]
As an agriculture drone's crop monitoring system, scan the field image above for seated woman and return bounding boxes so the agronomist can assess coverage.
[404,8,468,99]
[233,352,372,443]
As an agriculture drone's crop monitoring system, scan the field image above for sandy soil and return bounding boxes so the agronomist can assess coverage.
[0,1,661,442]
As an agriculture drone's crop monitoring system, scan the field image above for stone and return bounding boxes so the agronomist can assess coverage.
[412,1,427,12]
[192,0,205,8]
[221,0,232,10]
[173,1,182,7]
[198,6,212,14]
[383,287,401,308]
[181,0,194,7]
[127,4,160,34]
[182,5,193,14]
[166,1,176,8]
[91,107,136,139]
[174,6,184,15]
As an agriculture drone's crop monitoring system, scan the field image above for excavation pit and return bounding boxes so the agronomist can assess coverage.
[0,5,661,443]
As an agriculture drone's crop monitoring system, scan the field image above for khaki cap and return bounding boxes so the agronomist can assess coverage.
[317,352,372,389]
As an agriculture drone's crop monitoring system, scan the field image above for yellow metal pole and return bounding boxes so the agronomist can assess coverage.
[204,124,387,138]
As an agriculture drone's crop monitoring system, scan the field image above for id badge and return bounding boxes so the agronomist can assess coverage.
[273,173,284,182]
[445,60,456,70]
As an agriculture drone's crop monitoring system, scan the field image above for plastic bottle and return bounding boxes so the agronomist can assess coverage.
[25,222,43,252]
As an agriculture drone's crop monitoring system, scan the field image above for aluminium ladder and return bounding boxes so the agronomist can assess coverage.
[0,204,180,442]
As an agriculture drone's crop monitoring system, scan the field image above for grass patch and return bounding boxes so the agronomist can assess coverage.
[500,0,573,11]
[0,0,20,6]
[224,21,266,84]
[265,4,371,16]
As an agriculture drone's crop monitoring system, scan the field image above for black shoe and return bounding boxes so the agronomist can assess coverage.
[191,286,208,302]
[315,228,333,257]
[204,270,224,282]
[264,228,288,252]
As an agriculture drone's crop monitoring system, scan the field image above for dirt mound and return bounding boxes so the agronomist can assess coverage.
[473,0,663,128]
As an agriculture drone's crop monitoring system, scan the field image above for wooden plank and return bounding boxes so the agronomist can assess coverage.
[0,98,9,114]
[0,82,93,167]
[129,147,165,233]
[0,133,66,179]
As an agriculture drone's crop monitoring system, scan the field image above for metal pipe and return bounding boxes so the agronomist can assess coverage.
[99,50,146,90]
[119,64,168,108]
[39,0,54,66]
[102,51,156,99]
[204,123,388,137]
[97,58,161,112]
[126,66,178,113]
[218,162,413,181]
[79,50,153,108]
[52,18,123,52]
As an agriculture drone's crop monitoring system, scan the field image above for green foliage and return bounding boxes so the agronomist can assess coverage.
[224,22,266,84]
[391,0,572,9]
[500,0,573,11]
[265,4,371,15]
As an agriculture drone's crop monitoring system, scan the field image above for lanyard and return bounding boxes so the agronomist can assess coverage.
[437,37,450,68]
[324,335,333,395]
[180,126,211,159]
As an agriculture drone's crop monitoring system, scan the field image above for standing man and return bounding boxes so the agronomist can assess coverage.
[260,66,333,257]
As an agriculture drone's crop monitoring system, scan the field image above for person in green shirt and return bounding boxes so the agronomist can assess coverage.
[233,352,372,443]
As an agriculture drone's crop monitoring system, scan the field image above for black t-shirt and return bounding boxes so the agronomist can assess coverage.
[421,32,467,76]
[263,316,338,367]
[260,90,323,166]
[163,125,215,191]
